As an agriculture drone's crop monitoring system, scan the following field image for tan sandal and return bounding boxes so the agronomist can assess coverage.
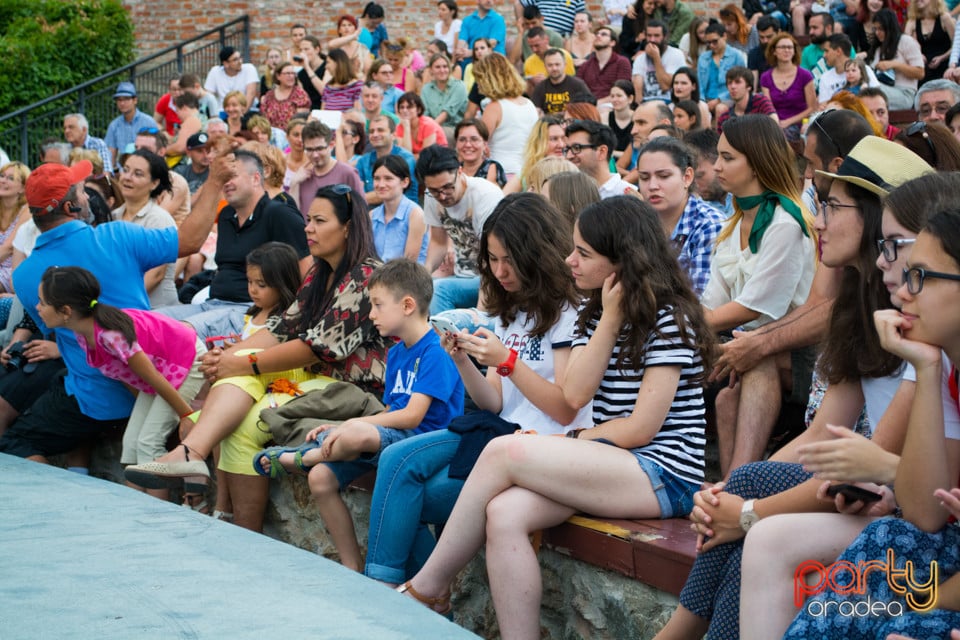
[396,581,452,615]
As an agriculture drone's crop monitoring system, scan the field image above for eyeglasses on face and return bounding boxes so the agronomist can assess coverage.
[902,266,960,294]
[919,103,952,118]
[426,181,457,198]
[818,198,859,225]
[304,145,330,153]
[562,143,597,156]
[877,237,915,263]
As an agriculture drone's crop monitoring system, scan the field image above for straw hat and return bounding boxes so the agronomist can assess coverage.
[815,135,935,197]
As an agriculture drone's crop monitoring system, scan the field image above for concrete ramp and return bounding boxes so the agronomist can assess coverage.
[0,453,478,639]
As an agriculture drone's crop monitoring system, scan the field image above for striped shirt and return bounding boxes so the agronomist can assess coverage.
[572,305,706,485]
[519,0,585,36]
[322,81,363,112]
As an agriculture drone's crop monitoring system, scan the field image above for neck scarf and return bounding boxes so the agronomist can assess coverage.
[735,190,808,253]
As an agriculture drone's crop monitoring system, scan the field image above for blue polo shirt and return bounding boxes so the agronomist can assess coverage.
[356,145,418,202]
[104,109,160,169]
[13,220,178,420]
[459,9,507,55]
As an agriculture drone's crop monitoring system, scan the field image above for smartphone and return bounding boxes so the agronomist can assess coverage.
[430,316,461,337]
[205,334,238,350]
[825,483,883,504]
[292,55,304,63]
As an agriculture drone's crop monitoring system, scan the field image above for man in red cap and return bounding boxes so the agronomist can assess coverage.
[0,154,225,464]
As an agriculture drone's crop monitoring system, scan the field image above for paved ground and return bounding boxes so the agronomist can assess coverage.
[0,453,478,639]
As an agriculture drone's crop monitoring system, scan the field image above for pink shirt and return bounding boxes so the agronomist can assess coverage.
[76,308,198,393]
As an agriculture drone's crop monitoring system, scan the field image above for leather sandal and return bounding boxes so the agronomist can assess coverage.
[396,581,452,616]
[124,444,210,489]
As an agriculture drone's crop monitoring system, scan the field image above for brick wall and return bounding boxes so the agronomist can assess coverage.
[123,0,721,68]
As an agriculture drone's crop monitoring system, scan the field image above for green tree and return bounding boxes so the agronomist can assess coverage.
[0,0,134,114]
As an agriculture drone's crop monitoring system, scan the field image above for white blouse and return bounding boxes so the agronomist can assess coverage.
[701,205,816,331]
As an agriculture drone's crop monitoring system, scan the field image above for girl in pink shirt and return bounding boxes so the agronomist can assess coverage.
[36,266,206,500]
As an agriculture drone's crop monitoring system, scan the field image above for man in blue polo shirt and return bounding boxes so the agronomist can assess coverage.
[0,155,221,463]
[104,81,160,172]
[357,114,418,206]
[456,0,507,62]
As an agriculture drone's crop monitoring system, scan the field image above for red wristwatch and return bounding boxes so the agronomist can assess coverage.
[496,349,519,377]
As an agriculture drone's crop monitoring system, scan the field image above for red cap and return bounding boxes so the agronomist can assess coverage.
[25,160,94,214]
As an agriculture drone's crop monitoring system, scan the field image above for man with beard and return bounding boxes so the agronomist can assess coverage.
[576,25,631,103]
[799,12,834,89]
[630,21,685,103]
[530,48,591,114]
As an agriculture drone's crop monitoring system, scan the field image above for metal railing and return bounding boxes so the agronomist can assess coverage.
[0,16,250,165]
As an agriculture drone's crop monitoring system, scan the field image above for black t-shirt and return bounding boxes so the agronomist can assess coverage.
[211,194,309,302]
[530,75,591,114]
[297,61,327,110]
[468,82,486,107]
[607,110,632,152]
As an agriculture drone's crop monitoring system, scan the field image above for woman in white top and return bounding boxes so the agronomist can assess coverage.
[434,0,461,53]
[114,149,178,308]
[474,53,538,178]
[868,8,926,109]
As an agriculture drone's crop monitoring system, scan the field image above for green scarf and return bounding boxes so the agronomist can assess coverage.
[734,190,809,253]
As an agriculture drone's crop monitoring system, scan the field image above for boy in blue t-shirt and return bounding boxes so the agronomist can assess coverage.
[253,259,463,570]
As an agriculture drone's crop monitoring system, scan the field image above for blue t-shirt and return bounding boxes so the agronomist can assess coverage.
[382,329,463,435]
[356,145,418,202]
[459,10,507,55]
[360,23,389,58]
[14,220,178,420]
[372,197,428,263]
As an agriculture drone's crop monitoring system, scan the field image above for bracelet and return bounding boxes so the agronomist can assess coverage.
[179,409,194,419]
[248,352,261,376]
[566,428,584,439]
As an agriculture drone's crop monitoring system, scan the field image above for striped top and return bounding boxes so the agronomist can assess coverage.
[572,305,706,485]
[322,81,363,112]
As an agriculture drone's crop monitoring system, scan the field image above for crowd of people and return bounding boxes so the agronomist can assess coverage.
[5,0,960,638]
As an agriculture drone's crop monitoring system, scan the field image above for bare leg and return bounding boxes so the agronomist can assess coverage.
[0,396,19,437]
[727,356,782,473]
[213,446,233,517]
[740,513,871,640]
[715,383,741,478]
[652,605,710,640]
[152,383,255,462]
[407,434,661,599]
[225,471,268,532]
[791,6,807,35]
[485,486,576,640]
[308,464,363,570]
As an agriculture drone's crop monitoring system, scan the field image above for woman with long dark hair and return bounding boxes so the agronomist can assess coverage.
[868,8,925,109]
[125,185,389,533]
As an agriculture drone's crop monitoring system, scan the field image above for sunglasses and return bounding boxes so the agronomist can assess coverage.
[905,121,938,167]
[138,127,160,135]
[320,183,354,207]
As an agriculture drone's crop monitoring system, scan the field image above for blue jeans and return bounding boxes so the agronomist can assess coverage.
[364,429,465,584]
[633,454,698,519]
[429,276,480,315]
[156,299,248,341]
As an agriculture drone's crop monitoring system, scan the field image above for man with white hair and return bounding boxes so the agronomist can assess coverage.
[915,79,960,124]
[63,114,111,174]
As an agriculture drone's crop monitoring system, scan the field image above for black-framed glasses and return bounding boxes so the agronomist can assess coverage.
[905,121,938,167]
[810,109,841,159]
[562,143,597,156]
[918,102,952,119]
[818,199,859,225]
[304,144,329,153]
[704,38,721,46]
[877,237,915,263]
[902,266,960,294]
[137,126,159,135]
[426,180,458,198]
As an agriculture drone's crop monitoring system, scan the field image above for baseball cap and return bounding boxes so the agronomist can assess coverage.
[25,161,94,214]
[113,81,137,99]
[186,132,209,150]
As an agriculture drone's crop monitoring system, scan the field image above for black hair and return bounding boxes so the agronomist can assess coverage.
[809,109,873,166]
[372,154,412,185]
[683,127,720,162]
[870,8,901,62]
[705,22,726,37]
[219,46,237,63]
[288,186,379,336]
[368,259,433,315]
[438,0,458,18]
[245,242,302,317]
[637,135,697,170]
[646,19,669,38]
[125,148,172,199]
[564,120,616,160]
[671,67,701,103]
[40,266,136,345]
[416,144,460,181]
[397,91,425,116]
[362,2,385,19]
[756,15,780,32]
[173,92,200,110]
[522,4,542,19]
[303,120,333,143]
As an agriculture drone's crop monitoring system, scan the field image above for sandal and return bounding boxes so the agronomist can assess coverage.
[124,444,209,489]
[396,581,452,616]
[252,446,298,478]
[183,494,210,514]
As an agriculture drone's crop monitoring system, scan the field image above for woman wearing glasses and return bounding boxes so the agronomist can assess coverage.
[126,185,389,533]
[740,170,960,639]
[655,135,937,640]
[259,62,311,130]
[759,33,815,141]
[781,182,960,640]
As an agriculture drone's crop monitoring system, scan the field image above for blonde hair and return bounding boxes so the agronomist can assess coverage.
[246,114,271,135]
[519,117,565,184]
[716,115,815,248]
[474,53,526,100]
[69,148,104,175]
[908,0,946,20]
[527,156,578,194]
[0,162,30,214]
[223,90,248,110]
[240,141,287,188]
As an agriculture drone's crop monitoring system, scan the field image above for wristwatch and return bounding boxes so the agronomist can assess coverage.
[739,499,760,533]
[496,349,519,377]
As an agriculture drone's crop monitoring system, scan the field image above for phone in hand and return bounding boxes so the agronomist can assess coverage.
[292,55,304,62]
[825,483,883,504]
[430,316,462,337]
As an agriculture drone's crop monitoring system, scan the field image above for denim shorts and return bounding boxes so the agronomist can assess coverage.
[318,425,413,488]
[633,454,699,518]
